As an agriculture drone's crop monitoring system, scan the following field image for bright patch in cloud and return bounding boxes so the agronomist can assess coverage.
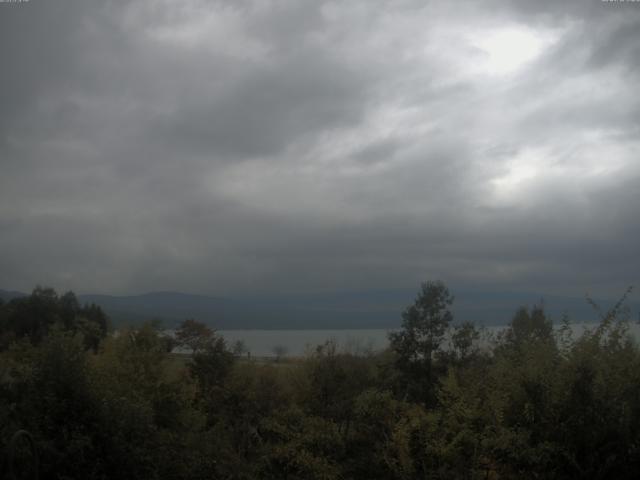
[489,148,545,203]
[472,27,552,75]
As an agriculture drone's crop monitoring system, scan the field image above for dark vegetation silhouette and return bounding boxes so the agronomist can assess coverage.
[1,283,639,479]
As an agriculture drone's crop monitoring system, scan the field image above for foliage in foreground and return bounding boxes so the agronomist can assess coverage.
[1,284,639,479]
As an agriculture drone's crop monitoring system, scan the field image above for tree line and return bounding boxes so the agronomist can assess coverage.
[1,282,639,479]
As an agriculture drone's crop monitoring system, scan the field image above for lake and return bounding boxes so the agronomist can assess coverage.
[217,322,640,357]
[217,329,390,357]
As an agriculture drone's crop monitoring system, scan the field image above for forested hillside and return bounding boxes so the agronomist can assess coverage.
[1,283,639,479]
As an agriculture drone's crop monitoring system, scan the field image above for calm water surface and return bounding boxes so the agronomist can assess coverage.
[218,322,640,357]
[218,329,389,357]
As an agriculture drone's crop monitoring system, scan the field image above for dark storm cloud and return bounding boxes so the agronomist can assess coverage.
[1,0,639,297]
[150,48,368,158]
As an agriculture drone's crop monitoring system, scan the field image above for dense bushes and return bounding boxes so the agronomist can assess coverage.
[1,285,640,479]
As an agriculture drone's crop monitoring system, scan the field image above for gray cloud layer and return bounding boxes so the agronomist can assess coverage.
[1,0,639,297]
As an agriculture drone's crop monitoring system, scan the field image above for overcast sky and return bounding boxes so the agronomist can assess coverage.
[1,0,639,297]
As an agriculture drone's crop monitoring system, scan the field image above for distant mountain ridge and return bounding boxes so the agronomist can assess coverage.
[77,291,401,329]
[0,289,27,302]
[2,288,638,329]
